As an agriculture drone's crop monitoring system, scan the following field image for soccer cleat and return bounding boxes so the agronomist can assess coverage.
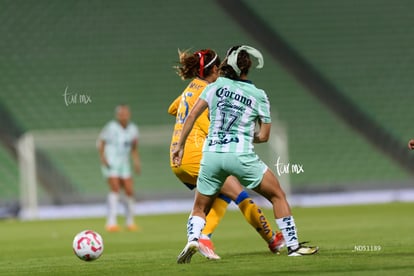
[198,238,221,260]
[177,240,199,264]
[288,242,319,256]
[268,232,285,254]
[126,224,140,232]
[105,225,121,232]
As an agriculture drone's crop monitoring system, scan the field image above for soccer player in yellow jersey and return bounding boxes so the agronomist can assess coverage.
[169,49,284,259]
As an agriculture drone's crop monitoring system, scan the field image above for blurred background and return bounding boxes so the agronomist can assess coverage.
[0,0,413,219]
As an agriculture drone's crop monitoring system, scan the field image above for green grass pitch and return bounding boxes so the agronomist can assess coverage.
[0,202,413,275]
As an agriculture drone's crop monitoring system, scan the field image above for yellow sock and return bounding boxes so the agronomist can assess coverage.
[202,196,229,237]
[236,192,274,243]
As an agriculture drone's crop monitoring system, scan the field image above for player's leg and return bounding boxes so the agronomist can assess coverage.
[177,190,217,264]
[106,176,121,232]
[178,152,225,264]
[172,164,228,259]
[176,164,231,241]
[198,194,230,260]
[201,194,230,238]
[219,176,285,253]
[122,177,138,231]
[253,169,318,256]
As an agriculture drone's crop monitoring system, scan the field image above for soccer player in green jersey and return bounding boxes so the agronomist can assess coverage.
[98,105,141,232]
[173,45,318,263]
[169,49,284,259]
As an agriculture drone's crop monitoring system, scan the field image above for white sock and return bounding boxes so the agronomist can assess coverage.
[125,196,135,226]
[106,192,119,226]
[276,216,299,249]
[187,215,205,242]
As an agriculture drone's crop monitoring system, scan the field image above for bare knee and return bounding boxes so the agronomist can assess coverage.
[220,176,243,201]
[122,178,134,196]
[269,187,287,204]
[108,177,121,193]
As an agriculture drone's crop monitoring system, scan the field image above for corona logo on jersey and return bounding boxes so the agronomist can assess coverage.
[215,86,253,107]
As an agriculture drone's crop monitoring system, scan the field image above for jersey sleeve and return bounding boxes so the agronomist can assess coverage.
[258,91,271,123]
[199,83,216,104]
[168,95,181,116]
[99,122,112,141]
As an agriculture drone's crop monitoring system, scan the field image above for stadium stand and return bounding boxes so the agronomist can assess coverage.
[243,0,414,189]
[0,0,412,206]
[0,146,18,202]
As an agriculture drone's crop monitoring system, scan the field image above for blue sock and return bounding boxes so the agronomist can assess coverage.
[234,190,250,205]
[217,193,232,204]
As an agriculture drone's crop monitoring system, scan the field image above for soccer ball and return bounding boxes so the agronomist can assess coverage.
[72,230,104,261]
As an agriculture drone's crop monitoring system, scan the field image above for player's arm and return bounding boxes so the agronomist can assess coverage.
[254,93,272,143]
[172,98,208,166]
[131,139,141,174]
[254,120,270,143]
[98,139,110,167]
[168,95,182,116]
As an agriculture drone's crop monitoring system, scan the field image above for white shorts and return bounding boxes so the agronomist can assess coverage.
[101,162,132,179]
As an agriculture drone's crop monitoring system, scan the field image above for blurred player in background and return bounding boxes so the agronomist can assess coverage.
[169,48,284,260]
[173,45,318,263]
[98,104,141,232]
[408,139,414,150]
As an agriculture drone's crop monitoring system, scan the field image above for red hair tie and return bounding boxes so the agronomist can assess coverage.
[195,50,209,78]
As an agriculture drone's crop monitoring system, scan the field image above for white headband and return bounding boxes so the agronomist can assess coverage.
[204,53,218,69]
[227,45,264,75]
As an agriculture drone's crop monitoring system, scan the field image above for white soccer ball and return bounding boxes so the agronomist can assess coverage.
[72,230,104,261]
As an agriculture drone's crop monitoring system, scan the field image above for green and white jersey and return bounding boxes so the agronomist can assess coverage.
[199,77,271,153]
[99,120,139,165]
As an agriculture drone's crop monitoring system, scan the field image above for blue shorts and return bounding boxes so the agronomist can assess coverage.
[197,151,268,196]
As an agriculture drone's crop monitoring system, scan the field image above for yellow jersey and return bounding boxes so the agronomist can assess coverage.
[169,78,210,167]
